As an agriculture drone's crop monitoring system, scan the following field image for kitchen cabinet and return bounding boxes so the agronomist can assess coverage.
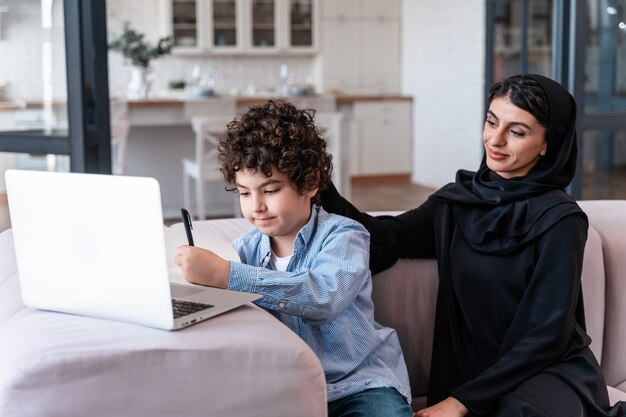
[318,0,401,94]
[285,0,316,51]
[348,100,411,176]
[164,0,317,54]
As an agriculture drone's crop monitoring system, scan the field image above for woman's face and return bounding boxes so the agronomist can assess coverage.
[483,96,548,179]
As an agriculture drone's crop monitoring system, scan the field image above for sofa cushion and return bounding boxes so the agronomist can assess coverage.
[371,258,438,402]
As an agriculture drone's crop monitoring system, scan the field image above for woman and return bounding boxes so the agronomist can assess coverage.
[320,74,626,417]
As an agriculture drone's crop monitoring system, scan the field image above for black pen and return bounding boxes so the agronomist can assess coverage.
[180,208,195,246]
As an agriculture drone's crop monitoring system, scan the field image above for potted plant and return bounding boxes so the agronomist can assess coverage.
[108,22,173,98]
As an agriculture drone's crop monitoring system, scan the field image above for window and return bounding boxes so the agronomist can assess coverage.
[486,0,626,199]
[0,1,111,176]
[489,0,554,84]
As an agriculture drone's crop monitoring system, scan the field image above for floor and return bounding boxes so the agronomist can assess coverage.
[349,181,435,212]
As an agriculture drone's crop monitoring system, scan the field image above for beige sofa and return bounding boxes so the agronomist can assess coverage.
[1,200,625,415]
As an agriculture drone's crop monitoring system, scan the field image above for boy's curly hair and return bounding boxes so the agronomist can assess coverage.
[218,100,333,204]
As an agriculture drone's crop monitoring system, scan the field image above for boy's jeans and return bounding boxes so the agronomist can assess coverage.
[328,387,413,417]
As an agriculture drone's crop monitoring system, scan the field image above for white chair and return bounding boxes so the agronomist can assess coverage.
[109,99,130,175]
[315,112,350,199]
[182,97,238,220]
[183,115,240,220]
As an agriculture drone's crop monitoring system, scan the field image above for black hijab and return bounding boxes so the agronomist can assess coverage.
[429,74,587,254]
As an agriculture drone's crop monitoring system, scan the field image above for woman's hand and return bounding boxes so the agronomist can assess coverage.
[415,396,468,417]
[175,245,230,288]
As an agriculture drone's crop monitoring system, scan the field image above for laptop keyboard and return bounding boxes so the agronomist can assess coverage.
[172,299,214,319]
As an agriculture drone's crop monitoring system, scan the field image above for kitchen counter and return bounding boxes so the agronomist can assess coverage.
[125,94,413,109]
[1,95,413,113]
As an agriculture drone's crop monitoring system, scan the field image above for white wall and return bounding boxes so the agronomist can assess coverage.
[401,0,486,189]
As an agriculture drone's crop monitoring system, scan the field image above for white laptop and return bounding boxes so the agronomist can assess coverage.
[5,169,260,330]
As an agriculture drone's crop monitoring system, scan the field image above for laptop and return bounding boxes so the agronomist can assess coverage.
[5,169,261,330]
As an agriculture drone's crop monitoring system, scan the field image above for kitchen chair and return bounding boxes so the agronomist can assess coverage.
[315,112,350,199]
[109,98,129,175]
[183,97,238,219]
[184,115,240,220]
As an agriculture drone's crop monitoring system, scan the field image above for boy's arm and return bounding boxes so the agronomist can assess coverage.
[228,221,371,321]
[175,245,230,288]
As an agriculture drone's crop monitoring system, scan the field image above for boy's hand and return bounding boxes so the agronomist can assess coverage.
[175,245,230,289]
[415,397,468,417]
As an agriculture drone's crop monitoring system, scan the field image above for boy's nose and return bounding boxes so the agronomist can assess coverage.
[252,195,266,212]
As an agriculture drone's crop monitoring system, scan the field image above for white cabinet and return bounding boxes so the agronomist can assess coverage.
[349,100,411,176]
[319,19,360,91]
[320,0,359,18]
[169,0,201,50]
[284,0,316,51]
[318,0,401,94]
[164,0,317,54]
[210,0,243,50]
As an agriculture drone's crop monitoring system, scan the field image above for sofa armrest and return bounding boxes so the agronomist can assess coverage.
[0,222,327,417]
[579,200,626,393]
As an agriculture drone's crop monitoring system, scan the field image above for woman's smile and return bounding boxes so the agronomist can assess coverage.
[487,149,508,161]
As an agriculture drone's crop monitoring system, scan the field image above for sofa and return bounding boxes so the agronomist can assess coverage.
[1,200,625,415]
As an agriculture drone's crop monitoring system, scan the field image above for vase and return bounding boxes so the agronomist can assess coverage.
[127,66,152,99]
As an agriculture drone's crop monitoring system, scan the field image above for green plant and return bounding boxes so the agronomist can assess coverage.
[108,22,173,68]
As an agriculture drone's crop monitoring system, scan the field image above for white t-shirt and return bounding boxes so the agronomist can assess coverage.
[268,251,292,272]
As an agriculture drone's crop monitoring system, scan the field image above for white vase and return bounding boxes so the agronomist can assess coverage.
[127,66,152,99]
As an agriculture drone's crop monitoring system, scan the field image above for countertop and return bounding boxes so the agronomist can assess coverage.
[0,95,412,112]
[126,94,413,108]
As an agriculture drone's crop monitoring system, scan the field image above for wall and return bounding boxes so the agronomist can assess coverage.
[401,0,486,189]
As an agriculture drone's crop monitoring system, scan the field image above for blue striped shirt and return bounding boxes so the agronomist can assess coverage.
[228,206,411,403]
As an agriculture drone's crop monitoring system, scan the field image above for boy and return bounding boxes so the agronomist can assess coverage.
[175,101,412,417]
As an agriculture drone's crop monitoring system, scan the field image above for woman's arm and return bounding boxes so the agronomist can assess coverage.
[450,214,588,414]
[320,182,437,274]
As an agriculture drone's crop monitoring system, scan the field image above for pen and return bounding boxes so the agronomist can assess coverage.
[180,208,195,246]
